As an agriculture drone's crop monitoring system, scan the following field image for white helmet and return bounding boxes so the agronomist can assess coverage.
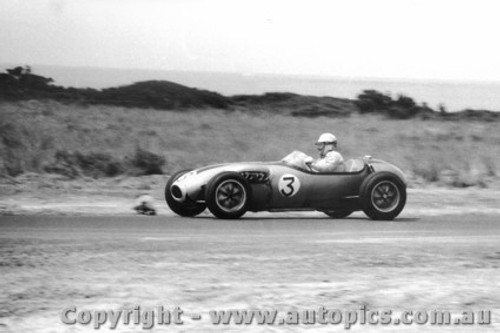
[316,132,337,145]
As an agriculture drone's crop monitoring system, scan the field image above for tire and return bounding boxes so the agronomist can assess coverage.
[360,172,406,221]
[324,209,354,219]
[205,172,251,219]
[165,170,206,217]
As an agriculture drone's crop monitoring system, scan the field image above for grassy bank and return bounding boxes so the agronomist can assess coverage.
[1,100,499,188]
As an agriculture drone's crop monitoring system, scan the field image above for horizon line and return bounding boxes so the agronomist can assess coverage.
[2,62,500,87]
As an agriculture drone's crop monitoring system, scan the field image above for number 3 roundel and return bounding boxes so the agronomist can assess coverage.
[278,174,301,197]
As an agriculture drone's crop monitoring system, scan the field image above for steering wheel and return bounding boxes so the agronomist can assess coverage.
[305,160,313,172]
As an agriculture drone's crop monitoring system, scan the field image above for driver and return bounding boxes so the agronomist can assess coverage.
[305,133,344,172]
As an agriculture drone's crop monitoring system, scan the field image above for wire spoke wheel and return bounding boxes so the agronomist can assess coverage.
[371,180,400,213]
[360,171,407,221]
[215,180,247,213]
[206,172,251,219]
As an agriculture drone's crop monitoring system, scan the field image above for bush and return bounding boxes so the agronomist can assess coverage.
[44,150,124,178]
[354,90,392,113]
[129,148,165,175]
[386,106,419,119]
[2,148,24,177]
[0,123,27,176]
[394,94,417,109]
[75,152,124,177]
[354,90,430,119]
[42,148,165,178]
[412,163,440,183]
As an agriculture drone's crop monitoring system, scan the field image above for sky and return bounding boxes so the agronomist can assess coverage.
[1,0,500,83]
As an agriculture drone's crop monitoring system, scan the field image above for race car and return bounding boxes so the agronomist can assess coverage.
[164,151,407,220]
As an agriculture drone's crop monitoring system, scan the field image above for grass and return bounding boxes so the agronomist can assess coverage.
[1,100,499,187]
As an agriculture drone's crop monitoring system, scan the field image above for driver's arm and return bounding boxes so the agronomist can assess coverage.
[310,153,344,172]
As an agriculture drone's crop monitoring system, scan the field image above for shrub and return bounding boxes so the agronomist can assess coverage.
[75,152,124,178]
[355,90,430,119]
[354,90,392,113]
[386,106,419,119]
[412,163,440,183]
[42,148,165,178]
[2,148,24,177]
[231,93,298,105]
[0,123,25,149]
[0,123,26,176]
[129,147,165,175]
[44,150,124,178]
[394,94,416,109]
[44,151,81,178]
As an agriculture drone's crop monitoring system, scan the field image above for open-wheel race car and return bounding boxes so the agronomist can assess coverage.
[165,151,407,220]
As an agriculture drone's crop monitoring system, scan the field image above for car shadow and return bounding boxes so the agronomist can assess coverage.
[338,217,420,223]
[194,216,420,222]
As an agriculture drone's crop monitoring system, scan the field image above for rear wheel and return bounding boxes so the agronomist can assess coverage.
[360,172,406,220]
[165,170,206,217]
[206,172,251,219]
[324,209,354,219]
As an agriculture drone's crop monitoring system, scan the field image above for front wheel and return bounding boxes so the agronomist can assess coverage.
[165,170,206,217]
[205,172,251,219]
[360,172,406,220]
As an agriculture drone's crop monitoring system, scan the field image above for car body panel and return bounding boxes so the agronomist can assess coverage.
[369,158,407,184]
[265,164,368,210]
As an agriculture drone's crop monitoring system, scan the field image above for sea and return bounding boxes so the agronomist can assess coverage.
[4,64,500,112]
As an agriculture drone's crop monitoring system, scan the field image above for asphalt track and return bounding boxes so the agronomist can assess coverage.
[1,214,499,332]
[1,213,499,243]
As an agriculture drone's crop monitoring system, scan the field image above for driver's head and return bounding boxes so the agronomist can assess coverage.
[315,132,337,156]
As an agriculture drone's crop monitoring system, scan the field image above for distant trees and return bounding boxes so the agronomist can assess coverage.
[94,81,230,110]
[0,66,55,99]
[1,65,498,121]
[7,65,54,87]
[0,66,230,109]
[355,90,392,113]
[355,90,430,119]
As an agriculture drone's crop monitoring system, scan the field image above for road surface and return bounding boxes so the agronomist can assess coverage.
[1,214,499,332]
